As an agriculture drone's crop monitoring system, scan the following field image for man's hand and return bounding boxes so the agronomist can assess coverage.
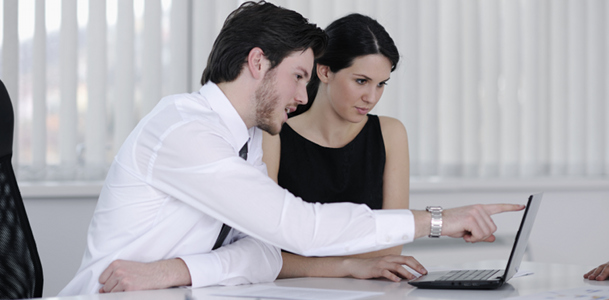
[414,204,525,242]
[584,262,609,281]
[443,204,525,242]
[343,255,427,282]
[99,258,191,293]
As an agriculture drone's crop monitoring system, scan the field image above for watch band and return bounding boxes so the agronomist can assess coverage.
[426,206,443,238]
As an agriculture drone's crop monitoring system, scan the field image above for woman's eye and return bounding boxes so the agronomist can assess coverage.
[378,81,388,87]
[356,79,366,85]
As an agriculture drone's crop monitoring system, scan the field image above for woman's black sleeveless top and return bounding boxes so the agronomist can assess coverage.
[277,115,385,209]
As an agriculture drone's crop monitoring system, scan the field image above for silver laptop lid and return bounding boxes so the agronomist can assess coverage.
[503,193,543,281]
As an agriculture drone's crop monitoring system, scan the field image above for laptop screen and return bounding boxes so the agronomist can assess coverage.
[503,193,543,281]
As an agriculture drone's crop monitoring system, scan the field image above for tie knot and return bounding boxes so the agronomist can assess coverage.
[239,143,248,161]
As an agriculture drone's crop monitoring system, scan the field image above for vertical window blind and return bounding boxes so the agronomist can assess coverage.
[1,0,607,182]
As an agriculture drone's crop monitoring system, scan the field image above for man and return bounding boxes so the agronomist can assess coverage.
[60,1,523,295]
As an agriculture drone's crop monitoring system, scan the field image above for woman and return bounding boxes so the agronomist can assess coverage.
[263,13,425,282]
[585,262,609,281]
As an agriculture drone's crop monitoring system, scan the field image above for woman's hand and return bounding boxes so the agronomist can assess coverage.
[343,255,427,282]
[584,262,609,281]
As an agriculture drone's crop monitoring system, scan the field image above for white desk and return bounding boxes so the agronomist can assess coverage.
[45,261,608,300]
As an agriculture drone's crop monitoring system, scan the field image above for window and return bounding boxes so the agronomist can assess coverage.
[2,0,607,183]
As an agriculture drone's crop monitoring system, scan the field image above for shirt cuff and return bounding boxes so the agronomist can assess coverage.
[179,252,224,288]
[374,209,415,245]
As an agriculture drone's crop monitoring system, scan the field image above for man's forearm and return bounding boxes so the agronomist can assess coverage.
[412,210,432,239]
[411,204,525,243]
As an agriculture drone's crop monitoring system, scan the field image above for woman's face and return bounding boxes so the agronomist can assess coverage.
[322,54,392,123]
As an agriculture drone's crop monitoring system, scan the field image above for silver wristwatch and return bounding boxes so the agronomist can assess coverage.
[426,206,443,238]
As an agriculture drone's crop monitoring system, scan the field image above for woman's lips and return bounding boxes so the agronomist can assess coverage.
[356,107,369,114]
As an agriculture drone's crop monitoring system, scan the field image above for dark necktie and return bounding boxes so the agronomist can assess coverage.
[239,143,248,160]
[212,142,247,250]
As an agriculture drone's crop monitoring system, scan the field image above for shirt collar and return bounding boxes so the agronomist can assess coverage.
[199,82,250,151]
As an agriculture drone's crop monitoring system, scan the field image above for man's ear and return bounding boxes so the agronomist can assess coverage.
[317,64,331,83]
[247,47,268,80]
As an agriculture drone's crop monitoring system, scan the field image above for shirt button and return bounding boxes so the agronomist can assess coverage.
[386,236,391,242]
[402,235,409,240]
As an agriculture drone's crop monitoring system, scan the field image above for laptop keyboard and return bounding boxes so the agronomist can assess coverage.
[436,269,502,281]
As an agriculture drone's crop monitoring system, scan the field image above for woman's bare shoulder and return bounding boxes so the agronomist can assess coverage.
[378,116,408,139]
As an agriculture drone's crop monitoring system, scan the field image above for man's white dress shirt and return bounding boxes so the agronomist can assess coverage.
[59,83,415,296]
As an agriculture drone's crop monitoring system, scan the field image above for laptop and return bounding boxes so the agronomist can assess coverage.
[408,193,543,289]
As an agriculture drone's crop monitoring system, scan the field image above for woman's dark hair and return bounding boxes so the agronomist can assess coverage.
[291,13,400,116]
[201,1,327,85]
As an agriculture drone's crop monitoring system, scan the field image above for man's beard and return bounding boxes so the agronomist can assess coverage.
[254,68,281,135]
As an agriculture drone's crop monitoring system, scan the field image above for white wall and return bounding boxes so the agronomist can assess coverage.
[406,183,609,268]
[22,180,609,297]
[23,196,98,297]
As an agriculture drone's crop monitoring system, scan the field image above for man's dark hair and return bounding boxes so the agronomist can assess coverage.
[201,1,327,85]
[291,13,400,116]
